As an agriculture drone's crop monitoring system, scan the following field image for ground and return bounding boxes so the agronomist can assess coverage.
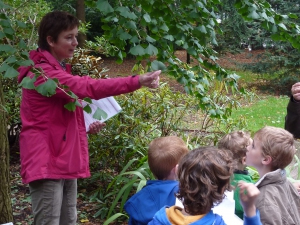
[10,49,266,225]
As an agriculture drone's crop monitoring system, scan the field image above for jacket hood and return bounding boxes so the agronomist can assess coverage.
[124,180,179,225]
[151,207,225,225]
[18,49,63,83]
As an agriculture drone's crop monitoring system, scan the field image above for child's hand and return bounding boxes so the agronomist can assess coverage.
[238,181,260,218]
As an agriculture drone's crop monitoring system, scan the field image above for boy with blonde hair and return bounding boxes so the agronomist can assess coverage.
[124,136,189,225]
[218,130,254,219]
[246,126,300,224]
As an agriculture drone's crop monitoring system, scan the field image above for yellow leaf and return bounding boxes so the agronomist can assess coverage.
[80,219,89,223]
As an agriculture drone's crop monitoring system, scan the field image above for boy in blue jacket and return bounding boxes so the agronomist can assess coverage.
[148,147,262,225]
[124,136,189,225]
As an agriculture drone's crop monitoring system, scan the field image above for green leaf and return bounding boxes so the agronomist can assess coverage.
[19,76,37,89]
[160,23,169,32]
[0,44,15,53]
[16,59,33,67]
[289,13,298,19]
[278,23,287,30]
[3,27,14,35]
[16,20,27,28]
[129,45,145,56]
[83,105,92,114]
[151,60,167,71]
[4,67,19,78]
[36,79,57,97]
[116,7,137,19]
[145,44,158,55]
[103,213,127,225]
[125,21,137,29]
[93,107,108,120]
[146,35,156,43]
[119,32,132,40]
[83,97,92,104]
[163,35,174,41]
[143,13,151,23]
[271,33,283,41]
[5,56,17,64]
[64,102,76,111]
[96,0,114,14]
[0,31,5,39]
[18,39,27,49]
[248,11,260,20]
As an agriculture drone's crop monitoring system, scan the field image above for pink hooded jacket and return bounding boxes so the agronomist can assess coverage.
[18,49,141,184]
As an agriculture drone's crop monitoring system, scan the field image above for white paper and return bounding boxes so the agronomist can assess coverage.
[213,191,243,225]
[83,97,122,132]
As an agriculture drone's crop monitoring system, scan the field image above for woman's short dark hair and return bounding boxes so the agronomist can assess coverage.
[38,11,79,51]
[176,146,235,215]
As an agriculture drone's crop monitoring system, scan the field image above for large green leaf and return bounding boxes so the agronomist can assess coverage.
[4,67,18,78]
[145,44,158,55]
[151,60,167,71]
[129,45,145,56]
[35,79,57,97]
[96,0,114,14]
[93,107,108,120]
[19,76,36,89]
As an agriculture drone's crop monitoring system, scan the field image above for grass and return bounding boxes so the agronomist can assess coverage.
[231,95,290,134]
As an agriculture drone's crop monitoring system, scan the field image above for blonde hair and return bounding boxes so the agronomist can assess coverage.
[148,136,189,180]
[218,131,251,164]
[255,126,295,169]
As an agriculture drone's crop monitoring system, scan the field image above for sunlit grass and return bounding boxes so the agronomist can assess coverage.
[231,95,290,134]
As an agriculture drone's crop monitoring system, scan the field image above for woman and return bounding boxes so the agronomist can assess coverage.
[17,11,160,225]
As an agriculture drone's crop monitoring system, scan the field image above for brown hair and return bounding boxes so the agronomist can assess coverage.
[38,11,79,51]
[254,126,295,169]
[148,136,189,180]
[218,131,251,164]
[176,147,235,215]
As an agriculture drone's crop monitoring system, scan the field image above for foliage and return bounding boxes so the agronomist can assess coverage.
[1,0,52,143]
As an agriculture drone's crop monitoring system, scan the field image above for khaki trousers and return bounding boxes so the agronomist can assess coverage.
[29,179,77,225]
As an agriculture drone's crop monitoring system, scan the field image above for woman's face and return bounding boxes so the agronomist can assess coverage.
[47,27,78,62]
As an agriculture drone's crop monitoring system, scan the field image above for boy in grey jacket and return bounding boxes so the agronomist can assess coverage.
[246,126,300,225]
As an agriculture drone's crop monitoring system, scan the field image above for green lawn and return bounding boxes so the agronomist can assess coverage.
[231,95,290,133]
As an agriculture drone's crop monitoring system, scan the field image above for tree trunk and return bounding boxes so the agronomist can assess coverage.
[76,0,86,48]
[0,76,13,223]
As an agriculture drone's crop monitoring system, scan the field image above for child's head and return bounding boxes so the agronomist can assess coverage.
[176,146,235,215]
[246,126,295,171]
[148,136,189,180]
[218,131,251,169]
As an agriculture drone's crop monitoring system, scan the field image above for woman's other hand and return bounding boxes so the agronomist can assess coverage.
[88,121,106,134]
[139,70,161,89]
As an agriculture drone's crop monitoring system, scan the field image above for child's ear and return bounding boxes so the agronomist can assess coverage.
[241,156,246,165]
[262,155,272,165]
[175,164,179,176]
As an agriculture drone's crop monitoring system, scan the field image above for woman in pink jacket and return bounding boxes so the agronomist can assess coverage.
[17,11,160,225]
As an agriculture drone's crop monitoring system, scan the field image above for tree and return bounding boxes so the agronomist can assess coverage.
[0,76,13,224]
[76,0,87,47]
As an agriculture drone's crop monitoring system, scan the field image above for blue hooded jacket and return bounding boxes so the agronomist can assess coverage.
[148,206,262,225]
[148,206,225,225]
[124,180,179,225]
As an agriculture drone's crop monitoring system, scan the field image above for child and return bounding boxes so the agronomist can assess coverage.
[246,126,300,224]
[218,130,254,219]
[124,136,189,225]
[148,147,262,225]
